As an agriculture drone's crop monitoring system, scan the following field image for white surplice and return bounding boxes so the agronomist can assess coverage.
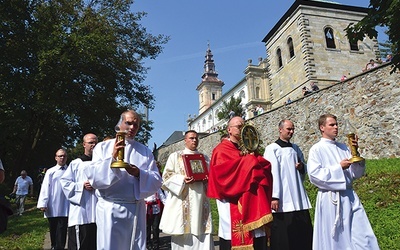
[308,138,379,250]
[37,164,69,218]
[264,142,311,212]
[60,159,97,227]
[159,148,214,250]
[84,138,162,250]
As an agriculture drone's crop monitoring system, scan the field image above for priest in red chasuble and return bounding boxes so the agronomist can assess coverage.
[208,116,273,250]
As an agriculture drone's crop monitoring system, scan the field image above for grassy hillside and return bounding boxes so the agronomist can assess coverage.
[211,158,400,249]
[0,158,399,249]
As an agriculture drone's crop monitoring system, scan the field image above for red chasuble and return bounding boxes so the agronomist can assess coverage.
[208,139,273,249]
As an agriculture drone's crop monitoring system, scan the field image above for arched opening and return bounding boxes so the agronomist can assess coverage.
[287,37,295,58]
[324,27,336,49]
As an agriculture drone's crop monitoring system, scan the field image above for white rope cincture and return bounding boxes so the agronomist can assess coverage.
[129,200,141,250]
[75,225,80,249]
[330,191,342,238]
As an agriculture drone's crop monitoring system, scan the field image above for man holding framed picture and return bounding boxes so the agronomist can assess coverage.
[159,130,214,249]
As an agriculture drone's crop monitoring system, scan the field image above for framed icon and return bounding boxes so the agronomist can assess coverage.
[182,154,208,181]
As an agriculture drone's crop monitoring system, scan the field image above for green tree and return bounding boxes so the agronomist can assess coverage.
[345,0,399,72]
[217,96,244,121]
[0,0,168,179]
[379,30,395,59]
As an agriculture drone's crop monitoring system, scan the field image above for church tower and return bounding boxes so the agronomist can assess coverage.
[196,44,224,114]
[261,0,378,106]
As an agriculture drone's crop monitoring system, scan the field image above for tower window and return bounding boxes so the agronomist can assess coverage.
[324,27,336,49]
[287,37,295,58]
[276,48,283,68]
[212,93,216,100]
[349,39,359,51]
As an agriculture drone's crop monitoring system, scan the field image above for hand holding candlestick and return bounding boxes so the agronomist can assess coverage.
[111,125,130,168]
[343,119,365,163]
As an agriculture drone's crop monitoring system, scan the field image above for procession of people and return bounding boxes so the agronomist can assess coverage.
[1,111,379,250]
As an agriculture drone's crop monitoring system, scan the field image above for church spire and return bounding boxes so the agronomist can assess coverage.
[202,42,218,79]
[196,43,224,114]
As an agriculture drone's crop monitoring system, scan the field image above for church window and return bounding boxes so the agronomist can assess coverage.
[276,48,283,68]
[239,90,245,100]
[215,109,220,121]
[324,27,336,49]
[287,37,295,58]
[349,39,359,51]
[212,92,216,100]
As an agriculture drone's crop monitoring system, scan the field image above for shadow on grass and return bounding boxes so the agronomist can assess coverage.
[0,198,48,250]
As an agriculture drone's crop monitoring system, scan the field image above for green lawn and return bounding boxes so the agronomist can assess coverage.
[210,158,400,250]
[1,158,399,249]
[0,197,48,250]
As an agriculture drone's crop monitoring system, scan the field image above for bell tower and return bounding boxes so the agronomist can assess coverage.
[196,44,224,114]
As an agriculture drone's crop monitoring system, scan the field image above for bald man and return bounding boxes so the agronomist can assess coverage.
[61,133,98,250]
[84,110,162,250]
[208,116,273,249]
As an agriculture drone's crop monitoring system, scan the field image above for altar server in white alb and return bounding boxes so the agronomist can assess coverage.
[159,130,214,250]
[307,114,379,250]
[263,119,313,250]
[37,149,70,250]
[60,133,98,250]
[84,110,162,250]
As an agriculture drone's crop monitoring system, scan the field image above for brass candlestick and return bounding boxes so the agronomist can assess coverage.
[111,129,130,168]
[343,119,365,163]
[346,133,365,163]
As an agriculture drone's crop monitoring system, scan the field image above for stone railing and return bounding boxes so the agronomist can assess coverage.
[156,63,399,165]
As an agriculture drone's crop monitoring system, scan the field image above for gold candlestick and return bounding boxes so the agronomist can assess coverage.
[346,133,365,163]
[343,119,365,163]
[111,127,130,168]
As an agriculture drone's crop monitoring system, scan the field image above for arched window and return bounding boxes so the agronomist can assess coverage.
[287,37,295,58]
[276,48,283,68]
[239,90,245,100]
[324,27,336,49]
[215,109,220,121]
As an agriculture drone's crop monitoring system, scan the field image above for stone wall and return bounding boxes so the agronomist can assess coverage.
[156,64,400,165]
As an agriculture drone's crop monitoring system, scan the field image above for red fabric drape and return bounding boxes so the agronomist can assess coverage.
[208,139,273,249]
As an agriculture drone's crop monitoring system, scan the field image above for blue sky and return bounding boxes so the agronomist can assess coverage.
[132,0,383,149]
